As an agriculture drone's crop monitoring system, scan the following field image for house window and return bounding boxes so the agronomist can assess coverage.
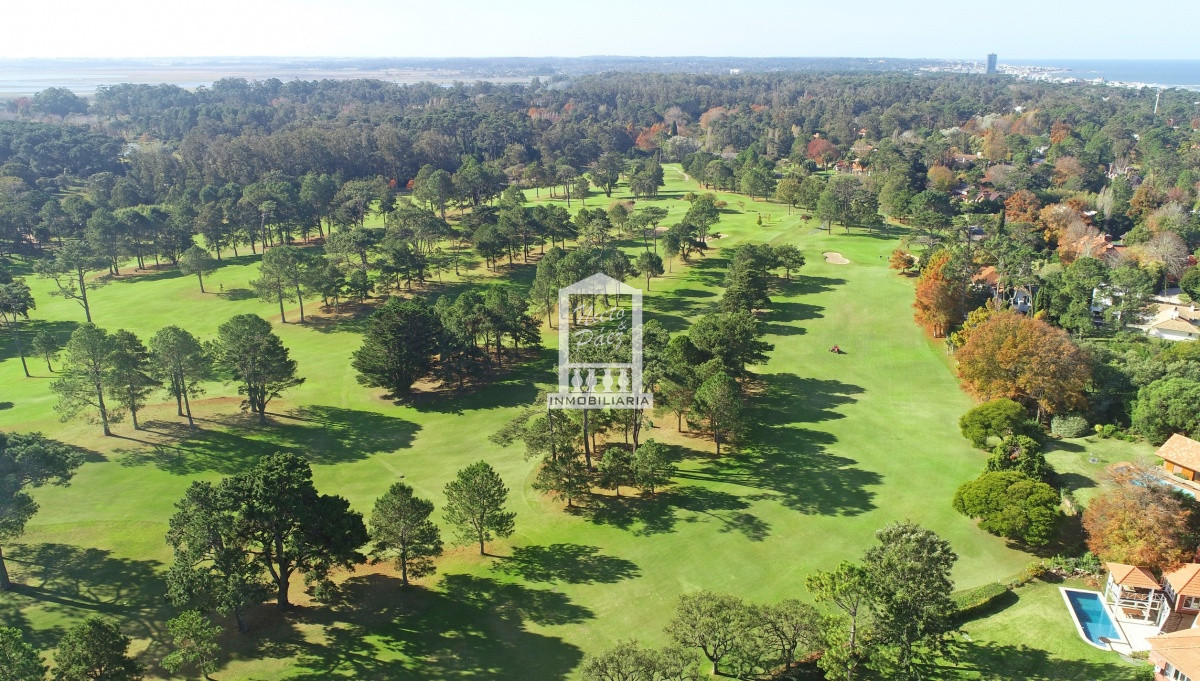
[1166,663,1193,681]
[1185,596,1200,610]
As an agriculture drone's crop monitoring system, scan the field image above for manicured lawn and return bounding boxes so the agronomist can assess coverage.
[958,577,1148,680]
[0,166,1141,679]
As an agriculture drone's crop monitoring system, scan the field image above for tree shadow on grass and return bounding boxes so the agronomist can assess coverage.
[275,573,587,680]
[111,267,184,285]
[582,482,771,541]
[948,641,1140,680]
[0,319,79,365]
[680,373,879,517]
[1046,439,1087,453]
[1052,472,1098,494]
[684,255,730,289]
[305,301,378,335]
[119,405,419,474]
[491,544,640,584]
[218,287,257,301]
[781,275,847,297]
[409,351,551,415]
[2,543,171,659]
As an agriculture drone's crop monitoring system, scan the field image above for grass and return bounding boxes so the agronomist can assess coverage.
[0,166,1144,679]
[957,577,1144,679]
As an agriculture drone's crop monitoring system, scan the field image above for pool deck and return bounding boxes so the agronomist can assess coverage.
[1109,618,1159,654]
[1061,587,1158,654]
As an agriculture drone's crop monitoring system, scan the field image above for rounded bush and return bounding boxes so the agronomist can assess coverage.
[1050,413,1089,438]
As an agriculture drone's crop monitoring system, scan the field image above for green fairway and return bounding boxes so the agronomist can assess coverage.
[0,166,1139,679]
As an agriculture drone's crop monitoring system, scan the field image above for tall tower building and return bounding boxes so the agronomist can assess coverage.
[986,53,998,74]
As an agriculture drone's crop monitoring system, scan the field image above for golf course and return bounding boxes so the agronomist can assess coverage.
[0,165,1144,679]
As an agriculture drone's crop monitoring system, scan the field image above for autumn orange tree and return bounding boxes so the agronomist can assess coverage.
[1083,467,1200,571]
[888,248,914,273]
[955,311,1092,420]
[1004,190,1041,224]
[912,250,968,337]
[806,137,838,169]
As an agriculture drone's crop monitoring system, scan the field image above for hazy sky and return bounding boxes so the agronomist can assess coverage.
[4,0,1199,60]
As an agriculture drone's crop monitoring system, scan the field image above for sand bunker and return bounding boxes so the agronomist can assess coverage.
[823,252,850,264]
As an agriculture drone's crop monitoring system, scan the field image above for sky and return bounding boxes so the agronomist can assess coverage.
[3,0,1199,61]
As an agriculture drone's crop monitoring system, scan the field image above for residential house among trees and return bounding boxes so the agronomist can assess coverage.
[1106,563,1170,626]
[973,266,1033,313]
[1159,435,1200,484]
[1149,629,1200,681]
[1140,304,1200,342]
[1165,564,1200,620]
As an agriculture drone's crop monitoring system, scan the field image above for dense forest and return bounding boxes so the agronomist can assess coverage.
[3,70,1200,437]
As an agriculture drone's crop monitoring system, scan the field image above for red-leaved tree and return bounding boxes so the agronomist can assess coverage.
[806,137,838,169]
[955,311,1092,421]
[1083,466,1198,571]
[913,251,967,337]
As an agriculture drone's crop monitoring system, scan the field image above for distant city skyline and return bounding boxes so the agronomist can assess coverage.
[4,0,1199,60]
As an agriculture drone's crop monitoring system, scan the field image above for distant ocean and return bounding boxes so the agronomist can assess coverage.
[1005,59,1200,89]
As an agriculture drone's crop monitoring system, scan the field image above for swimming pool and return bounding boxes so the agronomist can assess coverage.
[1061,588,1124,649]
[1128,472,1197,498]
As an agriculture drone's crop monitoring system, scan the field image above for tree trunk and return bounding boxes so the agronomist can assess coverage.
[198,273,205,293]
[275,543,291,609]
[234,606,247,633]
[400,547,409,585]
[278,293,287,323]
[175,388,184,416]
[0,546,10,591]
[182,385,195,429]
[96,382,111,436]
[11,322,30,377]
[582,409,593,469]
[77,268,92,323]
[131,406,140,430]
[295,285,305,323]
[478,535,486,556]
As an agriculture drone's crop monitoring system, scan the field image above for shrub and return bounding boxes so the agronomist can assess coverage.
[953,471,1061,546]
[952,582,1009,621]
[1132,377,1200,444]
[1180,266,1200,300]
[959,398,1038,449]
[1047,553,1103,577]
[1050,413,1089,438]
[986,435,1052,481]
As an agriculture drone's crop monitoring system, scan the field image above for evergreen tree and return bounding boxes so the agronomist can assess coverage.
[443,461,516,555]
[352,297,442,399]
[51,324,119,435]
[53,617,143,681]
[213,314,304,423]
[369,482,444,585]
[108,330,159,430]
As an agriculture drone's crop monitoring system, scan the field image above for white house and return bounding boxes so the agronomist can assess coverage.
[1140,304,1200,342]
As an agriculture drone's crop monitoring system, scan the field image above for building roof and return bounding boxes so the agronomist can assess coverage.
[1152,317,1200,335]
[1158,434,1200,473]
[1108,563,1162,590]
[1167,564,1200,599]
[1148,629,1200,678]
[972,265,1000,287]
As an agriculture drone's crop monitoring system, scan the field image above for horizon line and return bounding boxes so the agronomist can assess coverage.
[2,55,1199,63]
